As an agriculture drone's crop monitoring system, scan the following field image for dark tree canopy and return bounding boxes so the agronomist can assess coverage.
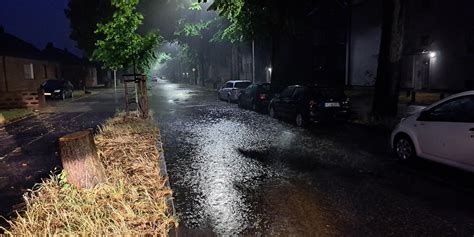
[65,0,114,57]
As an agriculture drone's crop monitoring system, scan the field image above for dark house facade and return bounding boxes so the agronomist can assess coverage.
[0,27,59,93]
[42,43,97,89]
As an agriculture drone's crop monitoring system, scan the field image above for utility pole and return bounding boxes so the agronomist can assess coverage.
[113,69,117,93]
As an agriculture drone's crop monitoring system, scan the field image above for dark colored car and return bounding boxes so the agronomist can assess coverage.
[40,79,74,100]
[237,83,272,112]
[268,85,351,127]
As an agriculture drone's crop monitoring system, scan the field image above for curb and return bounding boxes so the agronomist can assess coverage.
[157,137,178,237]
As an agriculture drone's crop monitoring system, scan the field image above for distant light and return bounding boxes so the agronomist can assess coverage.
[429,51,437,58]
[192,68,196,72]
[267,67,272,72]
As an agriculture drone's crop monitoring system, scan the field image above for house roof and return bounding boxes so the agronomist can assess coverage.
[42,43,84,65]
[0,27,44,60]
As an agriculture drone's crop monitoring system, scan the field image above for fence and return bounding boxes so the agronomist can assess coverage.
[0,90,45,109]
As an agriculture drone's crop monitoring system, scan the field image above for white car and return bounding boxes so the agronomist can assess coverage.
[391,91,474,172]
[217,80,252,102]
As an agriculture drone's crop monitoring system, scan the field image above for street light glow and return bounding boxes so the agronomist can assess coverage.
[429,51,437,58]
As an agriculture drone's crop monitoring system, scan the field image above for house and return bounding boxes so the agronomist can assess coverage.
[0,27,59,93]
[42,42,97,89]
[0,27,59,108]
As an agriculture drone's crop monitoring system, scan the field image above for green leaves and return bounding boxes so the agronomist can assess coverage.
[92,0,163,72]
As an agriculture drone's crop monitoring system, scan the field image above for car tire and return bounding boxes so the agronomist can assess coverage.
[394,135,416,161]
[269,106,277,119]
[295,112,307,127]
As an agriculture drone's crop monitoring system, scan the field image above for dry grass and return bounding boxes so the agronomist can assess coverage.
[2,112,177,235]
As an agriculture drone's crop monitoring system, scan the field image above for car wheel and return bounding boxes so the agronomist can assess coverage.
[394,135,416,161]
[269,106,277,118]
[295,113,307,127]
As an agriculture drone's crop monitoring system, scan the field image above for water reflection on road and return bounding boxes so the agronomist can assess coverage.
[150,80,474,236]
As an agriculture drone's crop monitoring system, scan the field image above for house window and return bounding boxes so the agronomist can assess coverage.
[43,65,48,78]
[24,63,34,79]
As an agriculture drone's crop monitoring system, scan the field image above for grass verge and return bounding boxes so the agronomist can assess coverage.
[2,113,177,235]
[0,109,34,124]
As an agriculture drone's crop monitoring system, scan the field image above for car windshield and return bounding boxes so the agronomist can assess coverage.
[235,82,251,89]
[260,84,271,92]
[43,80,65,89]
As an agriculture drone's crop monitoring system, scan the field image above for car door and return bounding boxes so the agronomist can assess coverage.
[243,85,255,107]
[416,95,474,165]
[276,87,295,118]
[288,87,306,118]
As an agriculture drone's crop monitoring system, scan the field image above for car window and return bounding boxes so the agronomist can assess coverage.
[244,85,254,94]
[292,88,306,101]
[235,82,251,89]
[224,82,233,88]
[280,87,295,98]
[428,95,474,122]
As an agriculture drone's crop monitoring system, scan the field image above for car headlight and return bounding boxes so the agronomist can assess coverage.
[54,89,61,93]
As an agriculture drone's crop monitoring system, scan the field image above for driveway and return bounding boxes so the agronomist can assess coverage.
[150,80,474,236]
[0,89,123,218]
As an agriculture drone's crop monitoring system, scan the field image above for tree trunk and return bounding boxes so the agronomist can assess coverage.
[372,0,406,118]
[58,129,105,189]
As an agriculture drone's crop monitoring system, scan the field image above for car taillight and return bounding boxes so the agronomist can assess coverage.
[259,93,267,100]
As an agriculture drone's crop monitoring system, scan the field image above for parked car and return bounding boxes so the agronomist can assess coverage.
[40,79,74,100]
[217,80,252,102]
[391,91,474,172]
[268,85,351,127]
[238,83,272,112]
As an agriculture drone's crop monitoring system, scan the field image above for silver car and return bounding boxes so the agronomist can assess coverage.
[217,80,252,103]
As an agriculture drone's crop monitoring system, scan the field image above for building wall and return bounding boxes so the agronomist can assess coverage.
[85,67,97,87]
[348,0,382,87]
[403,0,474,91]
[1,56,58,92]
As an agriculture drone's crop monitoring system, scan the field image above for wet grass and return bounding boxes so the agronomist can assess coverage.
[1,112,177,235]
[0,109,34,123]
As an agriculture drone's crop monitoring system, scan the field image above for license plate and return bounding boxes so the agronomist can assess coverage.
[44,93,51,96]
[324,102,340,107]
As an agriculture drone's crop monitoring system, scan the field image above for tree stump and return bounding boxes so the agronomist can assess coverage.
[58,129,105,189]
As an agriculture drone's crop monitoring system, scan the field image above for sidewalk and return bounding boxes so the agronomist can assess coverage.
[0,89,123,219]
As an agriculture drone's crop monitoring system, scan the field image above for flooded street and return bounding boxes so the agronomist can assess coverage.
[150,80,474,236]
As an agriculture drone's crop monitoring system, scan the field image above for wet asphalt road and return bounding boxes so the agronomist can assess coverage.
[150,80,474,236]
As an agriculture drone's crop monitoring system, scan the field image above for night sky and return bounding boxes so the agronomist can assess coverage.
[0,0,82,56]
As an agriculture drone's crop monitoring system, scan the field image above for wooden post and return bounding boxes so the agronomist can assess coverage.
[58,129,105,189]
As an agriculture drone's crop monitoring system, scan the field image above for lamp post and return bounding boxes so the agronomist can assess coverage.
[192,68,197,85]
